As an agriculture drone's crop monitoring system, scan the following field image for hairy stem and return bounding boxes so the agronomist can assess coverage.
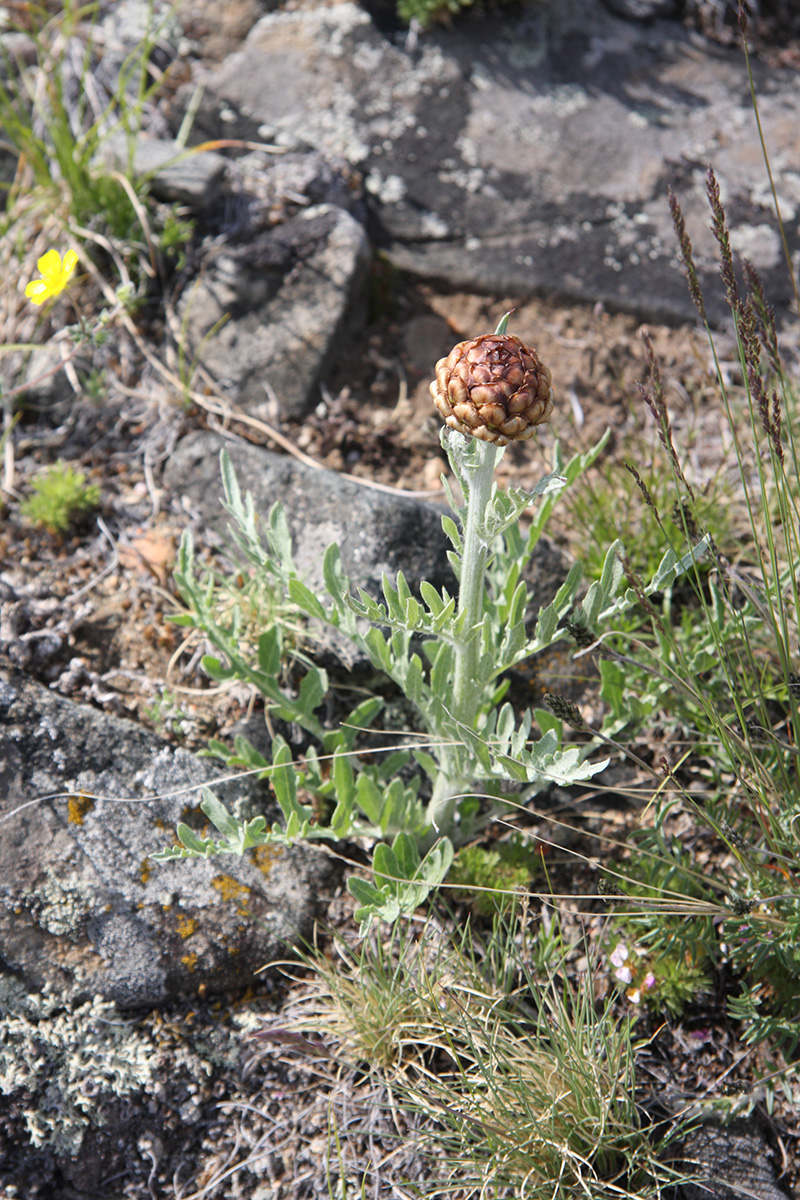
[452,439,501,728]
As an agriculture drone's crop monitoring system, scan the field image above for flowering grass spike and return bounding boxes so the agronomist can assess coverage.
[25,249,78,306]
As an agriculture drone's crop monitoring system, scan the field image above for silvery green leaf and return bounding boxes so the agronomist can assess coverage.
[526,469,569,497]
[296,665,328,717]
[266,500,294,568]
[650,534,711,591]
[322,543,349,606]
[175,823,216,856]
[288,578,328,621]
[441,514,463,554]
[199,787,240,839]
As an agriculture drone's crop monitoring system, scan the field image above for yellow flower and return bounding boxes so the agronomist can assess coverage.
[25,249,79,306]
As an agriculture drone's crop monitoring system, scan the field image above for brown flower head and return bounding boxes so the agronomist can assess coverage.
[431,333,554,445]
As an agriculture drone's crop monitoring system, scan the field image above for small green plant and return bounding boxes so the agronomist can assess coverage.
[277,915,694,1200]
[0,0,166,238]
[158,208,195,271]
[397,0,521,31]
[607,936,712,1018]
[448,840,536,915]
[20,460,100,533]
[142,689,190,739]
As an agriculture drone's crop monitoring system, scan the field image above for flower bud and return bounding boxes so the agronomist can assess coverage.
[431,333,554,445]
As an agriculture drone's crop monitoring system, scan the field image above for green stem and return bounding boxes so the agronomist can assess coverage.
[452,439,501,728]
[427,437,501,838]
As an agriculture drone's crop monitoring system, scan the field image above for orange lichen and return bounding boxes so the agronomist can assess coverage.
[67,793,94,825]
[176,914,198,940]
[181,952,198,972]
[139,859,151,886]
[252,844,280,876]
[211,875,250,902]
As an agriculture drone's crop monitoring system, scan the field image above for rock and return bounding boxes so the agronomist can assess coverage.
[16,342,83,412]
[224,149,366,235]
[0,973,276,1194]
[163,429,455,640]
[98,132,229,209]
[602,0,683,18]
[96,0,181,116]
[178,0,800,326]
[179,202,371,419]
[176,0,281,62]
[0,663,336,1009]
[673,1116,791,1200]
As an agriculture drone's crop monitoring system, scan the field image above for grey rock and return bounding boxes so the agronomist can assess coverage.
[17,342,84,412]
[673,1116,791,1200]
[0,972,268,1188]
[0,663,336,1009]
[225,149,366,236]
[602,0,682,18]
[163,428,455,622]
[98,131,229,209]
[175,0,283,62]
[179,203,371,419]
[179,0,800,325]
[96,0,181,135]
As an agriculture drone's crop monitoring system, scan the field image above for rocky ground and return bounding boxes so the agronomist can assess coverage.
[4,270,800,1197]
[2,0,800,1196]
[1,280,720,743]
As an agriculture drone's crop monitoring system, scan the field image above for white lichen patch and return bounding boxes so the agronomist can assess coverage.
[23,870,94,938]
[729,223,781,270]
[0,979,155,1154]
[419,211,450,239]
[438,166,487,195]
[525,83,590,120]
[750,171,800,222]
[364,171,406,205]
[0,974,246,1157]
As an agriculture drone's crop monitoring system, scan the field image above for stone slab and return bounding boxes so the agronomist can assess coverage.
[0,663,335,1009]
[182,0,800,325]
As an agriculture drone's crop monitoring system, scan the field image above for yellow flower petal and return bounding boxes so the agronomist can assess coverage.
[25,248,78,306]
[36,248,63,281]
[25,280,50,305]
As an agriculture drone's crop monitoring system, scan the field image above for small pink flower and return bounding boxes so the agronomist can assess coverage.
[627,988,642,1004]
[643,972,656,990]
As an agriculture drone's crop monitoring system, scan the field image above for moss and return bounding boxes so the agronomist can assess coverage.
[20,461,101,534]
[448,844,535,917]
